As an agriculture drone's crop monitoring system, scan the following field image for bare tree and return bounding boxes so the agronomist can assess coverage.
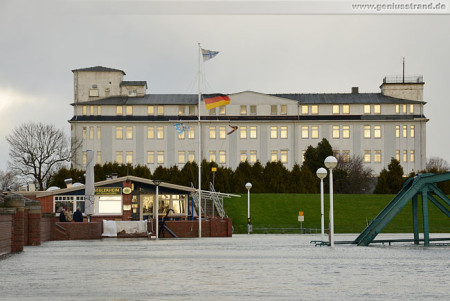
[335,155,374,194]
[425,157,449,173]
[6,122,73,190]
[0,170,20,190]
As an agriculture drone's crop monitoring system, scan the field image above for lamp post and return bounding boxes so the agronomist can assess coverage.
[245,182,252,234]
[324,156,337,247]
[316,167,328,242]
[153,180,161,240]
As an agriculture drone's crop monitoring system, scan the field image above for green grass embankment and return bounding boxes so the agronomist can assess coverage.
[223,194,450,234]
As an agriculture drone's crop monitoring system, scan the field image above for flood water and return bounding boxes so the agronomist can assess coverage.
[1,234,449,300]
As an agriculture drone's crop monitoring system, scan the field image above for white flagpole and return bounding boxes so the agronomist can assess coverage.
[197,43,202,238]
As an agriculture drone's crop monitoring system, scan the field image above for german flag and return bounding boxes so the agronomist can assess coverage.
[204,94,231,110]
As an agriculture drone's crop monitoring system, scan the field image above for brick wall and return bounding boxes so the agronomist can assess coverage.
[53,222,102,240]
[0,213,13,256]
[163,218,233,238]
[40,215,55,242]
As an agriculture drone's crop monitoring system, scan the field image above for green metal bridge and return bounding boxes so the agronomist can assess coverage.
[354,172,450,246]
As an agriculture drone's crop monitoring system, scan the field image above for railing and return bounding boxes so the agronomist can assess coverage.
[383,75,423,84]
[209,183,226,218]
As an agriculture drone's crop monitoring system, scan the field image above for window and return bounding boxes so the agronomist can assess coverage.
[89,126,94,140]
[410,125,415,138]
[178,106,185,115]
[97,106,101,116]
[395,125,400,138]
[219,151,226,164]
[157,151,164,164]
[396,150,400,161]
[250,150,257,163]
[116,106,123,115]
[157,106,164,115]
[240,151,247,162]
[82,127,87,140]
[364,150,371,163]
[410,150,415,162]
[240,105,247,115]
[219,106,226,115]
[374,150,381,163]
[90,105,94,115]
[271,105,277,115]
[147,151,155,164]
[332,126,340,139]
[209,151,216,162]
[209,126,216,139]
[82,151,87,165]
[240,126,247,139]
[402,104,407,114]
[98,195,122,215]
[129,90,137,97]
[126,127,133,140]
[410,104,414,114]
[157,126,164,139]
[333,150,340,159]
[126,106,133,116]
[97,127,101,140]
[403,150,407,163]
[148,106,155,115]
[270,126,278,139]
[116,127,123,139]
[250,126,257,139]
[89,88,99,97]
[188,151,195,162]
[374,104,381,114]
[342,105,349,114]
[280,150,288,163]
[280,126,288,139]
[271,150,278,162]
[343,150,350,162]
[342,126,350,139]
[374,125,381,138]
[219,126,226,139]
[364,125,371,138]
[126,151,133,164]
[250,105,257,115]
[178,151,185,164]
[280,105,287,115]
[302,150,306,163]
[402,125,407,138]
[209,108,216,116]
[97,151,102,164]
[189,105,196,115]
[364,105,371,114]
[82,106,87,116]
[301,105,308,115]
[188,126,195,139]
[332,105,340,114]
[178,130,185,140]
[301,126,309,139]
[148,126,154,139]
[311,126,319,139]
[116,151,123,164]
[395,104,400,114]
[311,105,318,115]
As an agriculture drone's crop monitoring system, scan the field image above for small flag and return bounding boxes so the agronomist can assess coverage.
[202,48,219,61]
[227,125,238,135]
[173,123,189,134]
[203,94,231,110]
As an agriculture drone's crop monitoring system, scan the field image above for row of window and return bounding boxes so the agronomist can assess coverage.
[82,124,416,142]
[82,103,416,117]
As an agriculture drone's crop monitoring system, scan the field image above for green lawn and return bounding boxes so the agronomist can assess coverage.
[223,194,450,234]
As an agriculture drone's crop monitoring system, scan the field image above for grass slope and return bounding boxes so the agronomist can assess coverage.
[223,194,450,234]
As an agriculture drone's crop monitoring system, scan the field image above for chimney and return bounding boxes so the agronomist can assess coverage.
[112,173,118,179]
[351,87,359,94]
[64,178,73,188]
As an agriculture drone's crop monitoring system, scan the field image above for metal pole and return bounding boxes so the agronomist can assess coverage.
[247,188,250,234]
[329,168,334,248]
[198,43,202,238]
[320,178,324,241]
[155,185,159,240]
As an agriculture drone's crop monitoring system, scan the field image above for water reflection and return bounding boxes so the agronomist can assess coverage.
[1,234,449,300]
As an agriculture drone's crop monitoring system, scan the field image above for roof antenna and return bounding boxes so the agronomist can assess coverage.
[402,57,405,83]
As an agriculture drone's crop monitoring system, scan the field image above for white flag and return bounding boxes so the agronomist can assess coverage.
[201,48,219,61]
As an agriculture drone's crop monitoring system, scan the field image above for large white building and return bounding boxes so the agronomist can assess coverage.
[70,66,427,175]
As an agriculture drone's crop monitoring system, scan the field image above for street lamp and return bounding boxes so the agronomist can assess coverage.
[316,167,328,242]
[324,156,337,247]
[153,180,162,240]
[245,182,252,234]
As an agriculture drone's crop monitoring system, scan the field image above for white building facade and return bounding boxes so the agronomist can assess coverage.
[70,66,427,175]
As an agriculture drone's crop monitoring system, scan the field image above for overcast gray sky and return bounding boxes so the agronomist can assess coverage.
[1,0,449,172]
